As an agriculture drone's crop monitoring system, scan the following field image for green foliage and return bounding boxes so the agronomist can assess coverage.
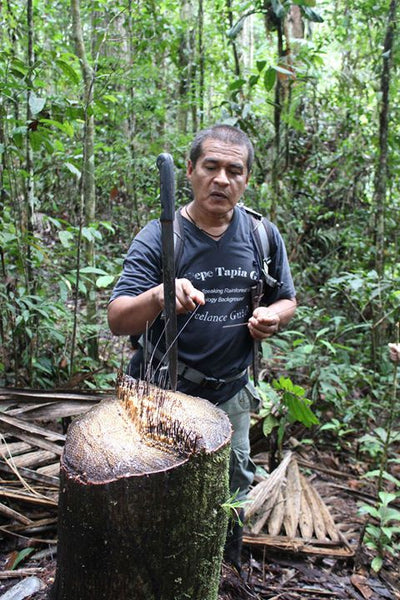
[10,548,35,570]
[258,376,318,456]
[359,489,400,573]
[221,489,250,525]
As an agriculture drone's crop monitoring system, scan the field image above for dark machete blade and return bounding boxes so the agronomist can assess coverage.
[157,153,178,391]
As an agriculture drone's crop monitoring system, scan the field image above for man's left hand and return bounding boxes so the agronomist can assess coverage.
[248,307,280,340]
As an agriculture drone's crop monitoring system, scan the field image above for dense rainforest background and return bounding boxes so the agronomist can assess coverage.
[0,0,399,576]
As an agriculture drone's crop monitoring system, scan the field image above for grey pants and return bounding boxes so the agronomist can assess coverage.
[219,382,261,502]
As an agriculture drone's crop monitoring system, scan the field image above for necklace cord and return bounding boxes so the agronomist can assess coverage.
[185,206,227,240]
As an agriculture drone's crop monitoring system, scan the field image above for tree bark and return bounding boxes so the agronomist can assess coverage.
[371,0,397,363]
[197,0,205,128]
[70,0,98,361]
[52,375,231,600]
[373,0,396,278]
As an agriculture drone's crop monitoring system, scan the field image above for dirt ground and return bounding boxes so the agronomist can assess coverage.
[0,391,399,600]
[1,448,399,600]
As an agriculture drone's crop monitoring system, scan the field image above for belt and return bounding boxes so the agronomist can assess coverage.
[140,339,247,390]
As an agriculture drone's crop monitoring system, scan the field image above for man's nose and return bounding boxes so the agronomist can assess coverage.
[214,168,230,186]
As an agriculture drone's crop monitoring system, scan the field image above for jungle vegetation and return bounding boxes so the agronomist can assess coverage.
[0,0,399,570]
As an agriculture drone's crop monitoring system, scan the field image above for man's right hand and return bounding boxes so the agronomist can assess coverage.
[173,278,205,314]
[108,279,205,336]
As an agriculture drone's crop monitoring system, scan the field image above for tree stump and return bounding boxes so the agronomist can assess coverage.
[52,374,232,600]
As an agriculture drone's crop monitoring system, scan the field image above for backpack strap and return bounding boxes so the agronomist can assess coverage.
[241,205,282,289]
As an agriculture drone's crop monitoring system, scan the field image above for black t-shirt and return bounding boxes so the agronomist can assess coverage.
[110,205,296,403]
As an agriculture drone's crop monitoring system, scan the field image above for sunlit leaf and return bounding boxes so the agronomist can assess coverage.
[29,92,46,115]
[96,275,116,288]
[65,162,81,179]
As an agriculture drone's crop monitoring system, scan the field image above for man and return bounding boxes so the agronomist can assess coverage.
[108,124,296,569]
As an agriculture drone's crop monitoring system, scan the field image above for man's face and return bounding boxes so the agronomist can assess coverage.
[187,138,249,215]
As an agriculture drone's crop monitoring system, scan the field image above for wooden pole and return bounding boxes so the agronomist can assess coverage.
[52,374,231,600]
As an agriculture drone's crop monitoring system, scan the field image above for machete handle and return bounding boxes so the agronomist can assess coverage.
[157,153,175,222]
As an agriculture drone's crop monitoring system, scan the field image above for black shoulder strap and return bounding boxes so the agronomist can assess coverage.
[243,206,282,289]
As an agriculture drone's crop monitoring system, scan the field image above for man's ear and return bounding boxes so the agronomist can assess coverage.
[187,160,193,177]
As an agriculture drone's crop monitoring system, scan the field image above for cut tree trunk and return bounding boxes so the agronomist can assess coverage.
[52,374,232,600]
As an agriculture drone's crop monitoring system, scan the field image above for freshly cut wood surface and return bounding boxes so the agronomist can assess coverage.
[62,376,232,483]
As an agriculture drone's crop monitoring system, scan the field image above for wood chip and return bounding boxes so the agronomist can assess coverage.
[300,473,327,540]
[268,488,285,536]
[0,442,31,458]
[299,473,314,538]
[9,450,57,469]
[0,502,33,525]
[283,458,301,538]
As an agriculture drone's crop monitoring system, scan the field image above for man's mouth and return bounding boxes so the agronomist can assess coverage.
[210,191,228,199]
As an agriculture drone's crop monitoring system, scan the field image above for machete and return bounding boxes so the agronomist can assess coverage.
[157,153,178,391]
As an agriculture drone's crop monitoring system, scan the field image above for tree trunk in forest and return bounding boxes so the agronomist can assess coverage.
[226,0,241,78]
[177,0,195,135]
[70,0,98,361]
[371,0,397,362]
[25,0,36,384]
[270,19,284,222]
[197,0,205,128]
[373,0,396,278]
[52,374,231,600]
[125,0,140,228]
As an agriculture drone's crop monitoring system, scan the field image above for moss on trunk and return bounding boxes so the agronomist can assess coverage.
[52,375,231,600]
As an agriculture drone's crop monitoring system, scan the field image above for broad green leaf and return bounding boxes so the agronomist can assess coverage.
[56,58,80,84]
[41,119,74,137]
[378,491,398,506]
[29,92,46,115]
[79,267,108,275]
[360,505,380,519]
[103,94,118,103]
[96,275,115,288]
[263,414,278,436]
[58,230,74,247]
[256,60,267,73]
[320,340,337,354]
[371,556,383,573]
[229,78,246,91]
[82,227,102,242]
[11,59,28,77]
[264,67,276,91]
[99,221,115,233]
[249,75,259,88]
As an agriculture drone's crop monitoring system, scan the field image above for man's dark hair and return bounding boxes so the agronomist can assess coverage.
[189,124,254,173]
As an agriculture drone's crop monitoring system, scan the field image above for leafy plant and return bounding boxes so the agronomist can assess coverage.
[359,488,400,573]
[319,417,357,450]
[359,428,400,459]
[221,489,250,525]
[258,376,319,459]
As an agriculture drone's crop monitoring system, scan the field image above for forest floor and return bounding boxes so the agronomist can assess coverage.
[0,395,399,600]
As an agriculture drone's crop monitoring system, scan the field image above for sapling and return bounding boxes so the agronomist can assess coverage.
[358,325,400,572]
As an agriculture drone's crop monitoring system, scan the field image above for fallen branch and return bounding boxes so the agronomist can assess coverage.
[243,533,355,558]
[0,568,46,579]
